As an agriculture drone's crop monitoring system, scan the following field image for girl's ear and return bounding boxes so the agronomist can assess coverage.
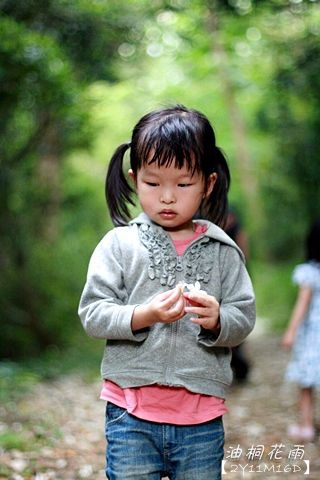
[204,173,218,198]
[128,169,137,187]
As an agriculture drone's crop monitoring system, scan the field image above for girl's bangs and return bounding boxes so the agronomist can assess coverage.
[136,134,200,175]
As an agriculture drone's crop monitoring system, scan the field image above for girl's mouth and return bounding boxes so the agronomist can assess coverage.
[159,210,177,219]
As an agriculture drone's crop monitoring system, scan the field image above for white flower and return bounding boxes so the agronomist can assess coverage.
[176,280,188,293]
[186,281,207,294]
[176,280,207,295]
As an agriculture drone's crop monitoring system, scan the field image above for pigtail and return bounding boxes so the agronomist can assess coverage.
[201,147,230,228]
[105,142,135,226]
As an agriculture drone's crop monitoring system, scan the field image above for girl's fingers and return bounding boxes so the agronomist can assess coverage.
[184,292,214,307]
[165,287,182,306]
[185,305,217,316]
[170,295,186,316]
[157,287,186,319]
[185,306,203,316]
[158,287,180,305]
[158,287,178,300]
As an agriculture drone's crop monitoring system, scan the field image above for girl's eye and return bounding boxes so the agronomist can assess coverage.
[178,184,191,188]
[146,182,158,187]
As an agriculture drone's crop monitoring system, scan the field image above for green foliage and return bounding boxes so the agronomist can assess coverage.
[0,432,26,452]
[0,157,110,358]
[256,29,320,259]
[0,0,131,359]
[0,15,92,158]
[0,0,138,82]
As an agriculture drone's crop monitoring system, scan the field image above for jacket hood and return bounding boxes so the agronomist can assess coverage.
[129,212,245,262]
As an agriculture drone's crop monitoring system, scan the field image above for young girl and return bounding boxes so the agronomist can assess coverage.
[282,218,320,443]
[79,105,256,479]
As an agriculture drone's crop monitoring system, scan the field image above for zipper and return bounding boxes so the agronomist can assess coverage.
[165,320,179,385]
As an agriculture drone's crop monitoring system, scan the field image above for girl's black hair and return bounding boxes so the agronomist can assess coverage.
[106,105,230,227]
[306,217,320,262]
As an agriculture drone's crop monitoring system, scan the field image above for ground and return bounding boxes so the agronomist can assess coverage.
[1,327,319,480]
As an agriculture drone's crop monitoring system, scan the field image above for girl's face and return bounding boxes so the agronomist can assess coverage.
[129,162,217,240]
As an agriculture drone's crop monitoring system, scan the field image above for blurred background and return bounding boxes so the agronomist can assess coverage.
[2,2,320,476]
[1,0,320,367]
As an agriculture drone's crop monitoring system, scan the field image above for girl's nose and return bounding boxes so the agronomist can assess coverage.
[160,188,175,204]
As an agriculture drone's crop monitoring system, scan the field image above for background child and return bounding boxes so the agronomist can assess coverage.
[79,105,256,479]
[224,208,251,382]
[282,217,320,442]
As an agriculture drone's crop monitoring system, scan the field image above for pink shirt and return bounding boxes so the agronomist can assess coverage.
[100,381,227,424]
[100,223,228,424]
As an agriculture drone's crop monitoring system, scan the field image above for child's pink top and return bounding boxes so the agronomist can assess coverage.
[100,223,228,424]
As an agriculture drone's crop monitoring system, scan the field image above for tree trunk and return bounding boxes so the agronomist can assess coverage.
[205,10,261,231]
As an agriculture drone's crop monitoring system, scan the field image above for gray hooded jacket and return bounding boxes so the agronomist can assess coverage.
[79,213,255,399]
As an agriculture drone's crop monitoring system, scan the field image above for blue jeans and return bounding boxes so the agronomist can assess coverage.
[105,403,224,480]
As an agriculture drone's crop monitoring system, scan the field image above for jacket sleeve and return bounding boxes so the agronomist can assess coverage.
[198,245,255,347]
[78,231,147,342]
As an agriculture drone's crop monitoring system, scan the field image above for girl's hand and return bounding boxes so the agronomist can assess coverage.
[149,286,187,324]
[281,329,295,350]
[132,286,186,330]
[183,291,220,335]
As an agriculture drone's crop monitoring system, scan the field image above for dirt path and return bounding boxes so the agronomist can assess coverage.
[1,330,319,479]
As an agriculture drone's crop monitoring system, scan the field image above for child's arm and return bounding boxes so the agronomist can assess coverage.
[282,285,312,349]
[131,286,186,331]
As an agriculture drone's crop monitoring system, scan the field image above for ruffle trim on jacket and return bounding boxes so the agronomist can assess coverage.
[138,223,215,288]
